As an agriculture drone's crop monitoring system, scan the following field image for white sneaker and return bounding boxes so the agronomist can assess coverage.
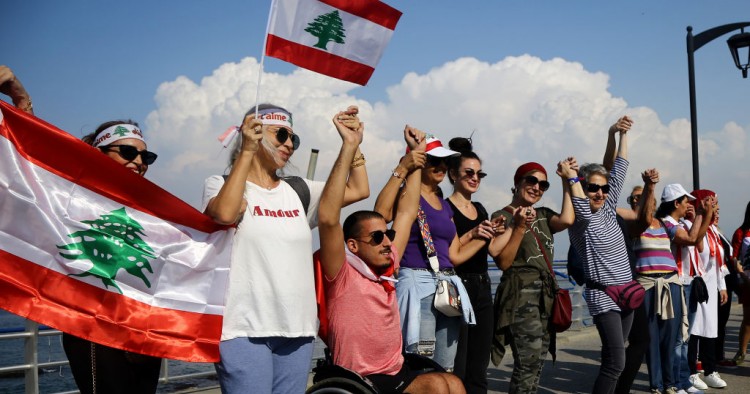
[703,371,727,388]
[675,389,688,394]
[689,373,708,390]
[685,387,704,394]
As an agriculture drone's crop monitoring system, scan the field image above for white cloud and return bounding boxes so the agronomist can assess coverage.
[144,55,750,256]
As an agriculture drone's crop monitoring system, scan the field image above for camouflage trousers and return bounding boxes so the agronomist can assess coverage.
[506,280,551,394]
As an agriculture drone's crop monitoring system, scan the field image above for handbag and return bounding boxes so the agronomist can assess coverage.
[587,279,645,311]
[416,204,463,317]
[527,222,572,332]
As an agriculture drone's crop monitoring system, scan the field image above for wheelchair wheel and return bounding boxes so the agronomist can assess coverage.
[306,376,376,394]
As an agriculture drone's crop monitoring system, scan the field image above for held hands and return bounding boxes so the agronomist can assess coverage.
[610,115,634,135]
[557,156,579,179]
[399,151,426,172]
[333,105,363,146]
[404,125,426,151]
[239,114,264,153]
[698,195,717,216]
[641,168,660,185]
[512,206,536,229]
[469,218,506,241]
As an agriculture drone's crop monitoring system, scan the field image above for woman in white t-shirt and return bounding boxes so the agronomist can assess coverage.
[202,104,369,393]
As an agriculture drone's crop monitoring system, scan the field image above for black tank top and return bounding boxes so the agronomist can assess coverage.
[446,199,490,275]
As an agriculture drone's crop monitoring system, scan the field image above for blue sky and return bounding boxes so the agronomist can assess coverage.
[3,0,750,256]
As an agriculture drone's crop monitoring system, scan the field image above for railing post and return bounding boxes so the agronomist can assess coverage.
[24,319,39,394]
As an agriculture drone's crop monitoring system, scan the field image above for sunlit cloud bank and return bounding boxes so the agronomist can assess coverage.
[144,55,749,251]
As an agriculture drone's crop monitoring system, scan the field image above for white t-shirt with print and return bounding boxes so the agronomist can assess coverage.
[202,175,324,340]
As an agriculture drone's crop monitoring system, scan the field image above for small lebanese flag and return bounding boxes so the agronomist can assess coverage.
[0,101,233,362]
[266,0,402,85]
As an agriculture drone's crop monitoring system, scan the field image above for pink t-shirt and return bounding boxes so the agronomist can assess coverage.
[324,256,403,376]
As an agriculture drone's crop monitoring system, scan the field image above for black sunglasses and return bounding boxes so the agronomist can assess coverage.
[100,144,158,165]
[627,194,641,205]
[355,229,396,245]
[274,127,300,150]
[427,155,447,167]
[586,183,611,194]
[523,175,550,191]
[464,168,487,179]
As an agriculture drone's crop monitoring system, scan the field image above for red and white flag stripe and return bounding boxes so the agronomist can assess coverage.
[266,0,402,85]
[0,101,232,362]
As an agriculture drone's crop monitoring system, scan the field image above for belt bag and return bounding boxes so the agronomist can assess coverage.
[588,279,645,311]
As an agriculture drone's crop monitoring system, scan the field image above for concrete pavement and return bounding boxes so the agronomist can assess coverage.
[179,305,749,393]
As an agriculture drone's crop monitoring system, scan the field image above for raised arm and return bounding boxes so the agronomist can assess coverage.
[630,169,659,236]
[338,106,370,206]
[204,115,263,224]
[549,157,580,232]
[317,109,365,279]
[391,126,426,254]
[673,196,716,246]
[602,116,633,170]
[374,133,426,222]
[0,66,33,114]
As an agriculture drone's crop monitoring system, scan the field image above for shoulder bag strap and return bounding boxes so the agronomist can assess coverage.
[416,204,440,272]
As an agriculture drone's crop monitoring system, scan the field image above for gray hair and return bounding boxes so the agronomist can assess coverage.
[579,163,609,182]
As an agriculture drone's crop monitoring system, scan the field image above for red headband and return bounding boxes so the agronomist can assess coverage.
[514,162,547,185]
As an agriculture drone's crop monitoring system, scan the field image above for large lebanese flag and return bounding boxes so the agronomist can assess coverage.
[0,101,233,362]
[266,0,402,85]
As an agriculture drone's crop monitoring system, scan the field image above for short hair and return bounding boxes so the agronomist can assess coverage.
[343,211,386,239]
[81,119,140,146]
[579,163,609,183]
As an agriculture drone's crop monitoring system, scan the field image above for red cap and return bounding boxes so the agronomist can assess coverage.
[514,162,547,186]
[689,189,716,208]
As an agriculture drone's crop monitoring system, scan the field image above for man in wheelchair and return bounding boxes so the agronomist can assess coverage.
[314,124,464,393]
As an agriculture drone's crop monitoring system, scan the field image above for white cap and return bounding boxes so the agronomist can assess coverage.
[661,183,696,202]
[424,135,459,158]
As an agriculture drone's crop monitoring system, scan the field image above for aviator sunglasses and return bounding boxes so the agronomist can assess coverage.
[464,168,487,179]
[355,229,396,245]
[586,183,611,194]
[274,127,301,150]
[100,144,158,165]
[426,155,448,167]
[523,175,550,191]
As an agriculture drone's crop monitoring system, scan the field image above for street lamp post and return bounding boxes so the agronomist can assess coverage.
[686,22,750,190]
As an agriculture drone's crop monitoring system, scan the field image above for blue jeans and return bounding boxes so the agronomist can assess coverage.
[674,284,695,390]
[643,283,682,390]
[215,336,314,394]
[405,294,460,370]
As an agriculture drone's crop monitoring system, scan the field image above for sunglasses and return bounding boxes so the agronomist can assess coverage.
[464,168,487,179]
[523,175,550,191]
[355,229,396,245]
[100,144,158,165]
[274,127,301,150]
[427,155,447,167]
[627,194,641,205]
[586,183,611,194]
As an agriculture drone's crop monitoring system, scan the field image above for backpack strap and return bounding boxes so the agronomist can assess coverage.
[221,174,311,215]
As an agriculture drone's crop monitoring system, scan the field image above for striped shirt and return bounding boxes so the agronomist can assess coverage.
[634,223,678,274]
[569,157,632,316]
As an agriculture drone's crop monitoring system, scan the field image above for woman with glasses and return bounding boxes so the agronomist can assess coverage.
[374,133,502,372]
[445,136,496,393]
[62,119,161,394]
[202,104,369,393]
[568,116,638,394]
[489,156,576,394]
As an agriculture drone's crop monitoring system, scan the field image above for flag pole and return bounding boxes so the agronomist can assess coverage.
[254,0,278,117]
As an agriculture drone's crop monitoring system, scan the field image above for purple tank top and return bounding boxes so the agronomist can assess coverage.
[400,196,457,270]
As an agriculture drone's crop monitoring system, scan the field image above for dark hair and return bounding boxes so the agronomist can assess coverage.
[229,103,293,166]
[741,201,750,231]
[343,211,386,240]
[446,137,481,185]
[656,195,687,219]
[81,119,140,146]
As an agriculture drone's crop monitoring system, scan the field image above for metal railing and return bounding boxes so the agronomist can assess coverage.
[0,260,590,394]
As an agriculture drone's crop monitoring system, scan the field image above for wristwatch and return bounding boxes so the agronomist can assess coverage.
[392,169,404,179]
